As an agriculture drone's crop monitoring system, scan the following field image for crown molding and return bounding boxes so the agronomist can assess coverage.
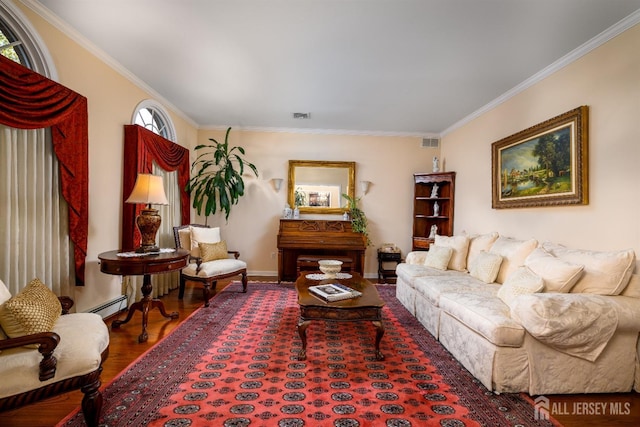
[441,9,640,137]
[19,0,198,129]
[199,124,434,139]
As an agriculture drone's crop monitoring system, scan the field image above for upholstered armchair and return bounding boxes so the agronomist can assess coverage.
[0,279,109,427]
[173,224,248,306]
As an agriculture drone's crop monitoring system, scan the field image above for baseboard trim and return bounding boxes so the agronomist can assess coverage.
[87,295,128,319]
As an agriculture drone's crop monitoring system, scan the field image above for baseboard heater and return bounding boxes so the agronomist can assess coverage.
[87,295,128,319]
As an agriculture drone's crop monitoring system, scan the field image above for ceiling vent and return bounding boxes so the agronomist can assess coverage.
[421,137,440,148]
[293,112,311,119]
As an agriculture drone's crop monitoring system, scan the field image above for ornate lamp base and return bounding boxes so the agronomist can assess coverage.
[135,208,162,253]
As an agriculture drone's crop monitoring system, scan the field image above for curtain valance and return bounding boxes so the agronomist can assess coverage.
[122,125,190,251]
[0,55,88,285]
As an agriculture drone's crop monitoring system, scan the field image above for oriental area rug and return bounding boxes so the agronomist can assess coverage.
[58,283,558,427]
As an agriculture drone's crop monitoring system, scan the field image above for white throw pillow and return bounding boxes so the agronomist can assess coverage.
[489,237,538,284]
[524,247,584,293]
[469,251,503,284]
[190,226,221,258]
[465,232,499,269]
[423,245,454,271]
[434,234,470,271]
[497,266,544,307]
[543,242,636,295]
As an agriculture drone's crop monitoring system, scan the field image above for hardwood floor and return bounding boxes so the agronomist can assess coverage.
[1,277,638,426]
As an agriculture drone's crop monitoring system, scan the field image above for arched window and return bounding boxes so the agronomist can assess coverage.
[0,3,75,296]
[133,100,176,142]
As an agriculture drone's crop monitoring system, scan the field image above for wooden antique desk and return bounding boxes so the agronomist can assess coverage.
[277,219,367,282]
[98,249,189,343]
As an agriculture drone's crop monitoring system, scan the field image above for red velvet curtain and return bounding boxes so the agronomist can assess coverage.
[0,55,89,286]
[121,125,190,251]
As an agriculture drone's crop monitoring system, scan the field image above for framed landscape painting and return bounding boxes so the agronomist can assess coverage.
[492,106,589,209]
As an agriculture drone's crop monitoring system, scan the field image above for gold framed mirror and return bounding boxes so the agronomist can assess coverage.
[288,160,355,214]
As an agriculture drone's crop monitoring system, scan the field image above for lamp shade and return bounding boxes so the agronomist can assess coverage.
[126,174,169,205]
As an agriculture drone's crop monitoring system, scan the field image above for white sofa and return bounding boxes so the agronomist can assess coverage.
[395,232,640,395]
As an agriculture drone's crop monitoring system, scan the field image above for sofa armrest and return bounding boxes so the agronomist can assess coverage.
[0,332,60,380]
[404,251,428,265]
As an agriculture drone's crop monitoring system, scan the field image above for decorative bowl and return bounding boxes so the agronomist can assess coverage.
[318,259,343,278]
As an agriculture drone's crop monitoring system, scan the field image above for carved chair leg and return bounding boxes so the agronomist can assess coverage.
[80,371,103,427]
[241,272,248,293]
[203,281,218,307]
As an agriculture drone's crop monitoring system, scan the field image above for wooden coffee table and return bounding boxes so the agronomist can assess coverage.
[295,272,385,361]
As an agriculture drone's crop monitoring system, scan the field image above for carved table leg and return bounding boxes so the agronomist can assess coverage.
[297,319,311,361]
[111,273,178,343]
[372,319,385,361]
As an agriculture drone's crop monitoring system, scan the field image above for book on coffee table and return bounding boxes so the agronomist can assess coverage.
[308,283,362,302]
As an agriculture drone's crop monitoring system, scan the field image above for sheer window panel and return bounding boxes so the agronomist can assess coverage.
[0,125,74,296]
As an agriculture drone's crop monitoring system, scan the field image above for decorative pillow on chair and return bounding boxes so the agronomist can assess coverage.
[434,234,470,271]
[469,251,503,283]
[497,266,544,308]
[199,241,228,262]
[190,226,221,258]
[0,278,62,340]
[423,245,453,270]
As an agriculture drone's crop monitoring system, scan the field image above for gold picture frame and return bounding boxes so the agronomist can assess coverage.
[492,106,588,209]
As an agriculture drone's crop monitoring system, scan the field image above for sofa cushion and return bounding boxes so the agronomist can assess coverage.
[621,274,640,299]
[0,278,61,340]
[199,241,228,262]
[489,237,538,284]
[439,292,525,347]
[469,251,503,283]
[414,274,497,307]
[434,234,470,271]
[423,245,453,270]
[542,242,635,295]
[395,263,466,289]
[524,247,584,293]
[497,266,544,307]
[465,231,499,269]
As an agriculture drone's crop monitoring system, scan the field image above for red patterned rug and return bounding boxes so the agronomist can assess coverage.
[58,283,558,427]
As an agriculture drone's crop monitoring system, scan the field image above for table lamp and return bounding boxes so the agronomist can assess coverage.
[126,173,169,253]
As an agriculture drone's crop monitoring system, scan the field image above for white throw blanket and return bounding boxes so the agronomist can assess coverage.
[511,293,618,362]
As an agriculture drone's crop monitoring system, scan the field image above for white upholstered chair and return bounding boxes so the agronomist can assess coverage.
[173,224,248,306]
[0,279,110,427]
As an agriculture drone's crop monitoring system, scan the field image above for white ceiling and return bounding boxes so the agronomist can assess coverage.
[32,0,640,135]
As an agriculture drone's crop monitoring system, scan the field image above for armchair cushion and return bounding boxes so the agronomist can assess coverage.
[0,278,61,340]
[199,241,228,262]
[182,258,247,279]
[0,312,109,399]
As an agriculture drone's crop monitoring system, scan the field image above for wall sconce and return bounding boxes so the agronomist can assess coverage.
[272,178,284,192]
[360,180,371,195]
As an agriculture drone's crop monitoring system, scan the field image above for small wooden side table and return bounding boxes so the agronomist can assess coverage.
[377,249,402,283]
[98,249,189,343]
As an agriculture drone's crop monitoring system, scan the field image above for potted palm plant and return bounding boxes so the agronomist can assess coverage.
[186,127,258,222]
[342,193,371,246]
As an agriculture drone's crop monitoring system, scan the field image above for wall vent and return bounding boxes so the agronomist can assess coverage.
[421,137,440,148]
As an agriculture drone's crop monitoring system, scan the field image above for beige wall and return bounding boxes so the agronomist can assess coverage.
[442,24,640,269]
[194,129,436,276]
